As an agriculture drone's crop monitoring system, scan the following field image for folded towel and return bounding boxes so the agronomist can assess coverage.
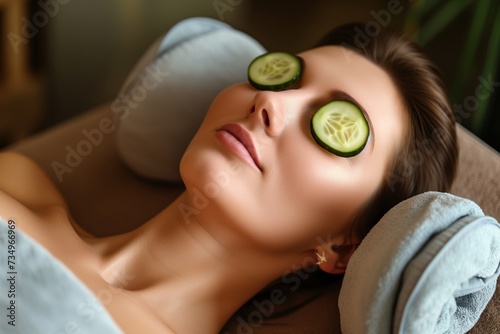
[339,192,500,334]
[0,218,122,333]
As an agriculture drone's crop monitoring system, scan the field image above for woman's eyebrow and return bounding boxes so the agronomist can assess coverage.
[329,90,375,150]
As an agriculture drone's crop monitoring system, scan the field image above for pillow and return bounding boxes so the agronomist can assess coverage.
[339,192,500,334]
[115,17,266,182]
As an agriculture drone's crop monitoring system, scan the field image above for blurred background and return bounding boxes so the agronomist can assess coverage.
[1,0,499,151]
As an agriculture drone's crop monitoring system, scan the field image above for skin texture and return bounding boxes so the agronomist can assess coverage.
[0,46,406,333]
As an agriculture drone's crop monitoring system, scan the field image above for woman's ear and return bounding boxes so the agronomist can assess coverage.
[315,242,359,275]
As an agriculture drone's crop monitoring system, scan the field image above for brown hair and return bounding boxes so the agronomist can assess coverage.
[316,23,458,239]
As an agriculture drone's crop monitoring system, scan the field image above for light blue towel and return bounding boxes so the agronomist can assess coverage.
[339,192,500,334]
[0,218,123,334]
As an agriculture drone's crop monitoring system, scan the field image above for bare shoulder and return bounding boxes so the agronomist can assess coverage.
[0,151,68,211]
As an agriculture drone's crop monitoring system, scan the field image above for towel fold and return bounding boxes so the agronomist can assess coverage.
[339,192,500,334]
[0,218,122,334]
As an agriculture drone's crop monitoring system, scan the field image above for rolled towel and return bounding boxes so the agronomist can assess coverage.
[339,191,500,334]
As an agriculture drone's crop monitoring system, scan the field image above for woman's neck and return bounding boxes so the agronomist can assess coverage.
[90,191,308,333]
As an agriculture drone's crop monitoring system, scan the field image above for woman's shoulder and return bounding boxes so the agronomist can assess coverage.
[0,151,68,211]
[0,150,81,241]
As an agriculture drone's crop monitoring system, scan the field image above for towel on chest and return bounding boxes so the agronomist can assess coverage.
[0,219,122,334]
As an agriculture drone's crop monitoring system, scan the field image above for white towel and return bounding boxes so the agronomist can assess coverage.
[339,192,500,334]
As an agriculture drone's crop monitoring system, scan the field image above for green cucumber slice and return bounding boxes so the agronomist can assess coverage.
[310,100,370,157]
[248,52,302,91]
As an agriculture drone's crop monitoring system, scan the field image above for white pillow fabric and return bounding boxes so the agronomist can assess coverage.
[115,17,266,182]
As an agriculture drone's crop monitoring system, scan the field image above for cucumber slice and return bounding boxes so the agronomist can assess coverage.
[248,52,302,91]
[311,100,370,157]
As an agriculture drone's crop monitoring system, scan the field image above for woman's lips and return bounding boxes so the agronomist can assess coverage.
[216,123,262,172]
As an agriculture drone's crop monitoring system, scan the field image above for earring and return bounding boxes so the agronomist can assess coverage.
[316,251,327,265]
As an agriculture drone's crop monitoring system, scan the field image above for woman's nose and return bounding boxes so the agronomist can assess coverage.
[247,91,287,137]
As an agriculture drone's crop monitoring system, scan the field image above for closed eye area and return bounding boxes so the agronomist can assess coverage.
[246,51,374,157]
[310,92,372,158]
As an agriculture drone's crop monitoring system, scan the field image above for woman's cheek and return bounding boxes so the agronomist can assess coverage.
[277,142,364,228]
[205,83,254,121]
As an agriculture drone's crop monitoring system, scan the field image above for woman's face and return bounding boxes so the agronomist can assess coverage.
[180,46,406,252]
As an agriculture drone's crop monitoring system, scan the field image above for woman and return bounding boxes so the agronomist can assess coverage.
[0,23,457,333]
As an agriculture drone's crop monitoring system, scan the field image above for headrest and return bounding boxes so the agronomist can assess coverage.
[115,17,266,182]
[339,192,500,334]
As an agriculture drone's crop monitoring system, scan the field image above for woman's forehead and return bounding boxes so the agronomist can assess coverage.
[298,45,374,73]
[297,45,401,105]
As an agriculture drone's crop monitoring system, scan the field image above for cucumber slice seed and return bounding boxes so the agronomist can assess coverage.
[248,52,302,91]
[311,100,370,157]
